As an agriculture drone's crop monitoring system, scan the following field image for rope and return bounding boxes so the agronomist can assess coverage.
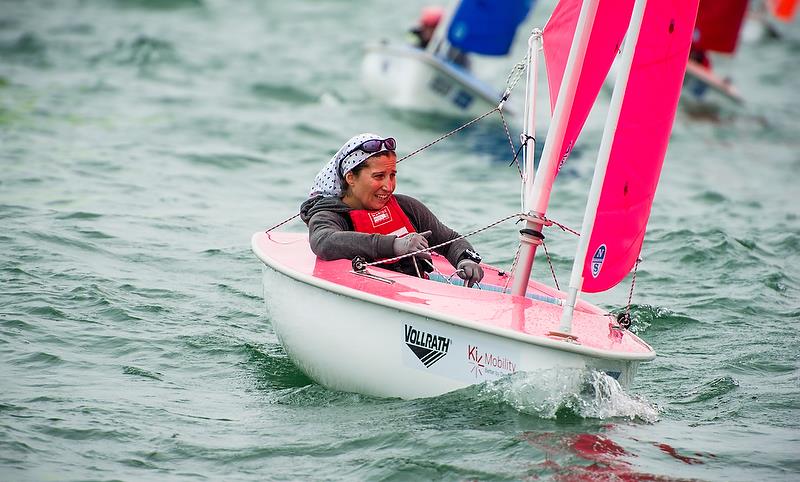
[265,213,300,233]
[397,46,530,165]
[541,241,560,291]
[498,108,523,178]
[262,103,522,236]
[263,46,535,240]
[507,136,534,175]
[424,258,454,284]
[502,243,522,293]
[504,55,529,93]
[550,219,580,237]
[497,48,531,179]
[619,257,641,329]
[397,106,499,163]
[519,212,580,237]
[363,212,525,268]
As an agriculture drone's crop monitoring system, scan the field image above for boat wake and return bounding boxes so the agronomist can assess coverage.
[476,369,660,422]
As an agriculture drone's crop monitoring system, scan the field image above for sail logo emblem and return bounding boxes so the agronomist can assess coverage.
[468,345,485,378]
[404,324,451,368]
[591,244,607,278]
[369,206,392,227]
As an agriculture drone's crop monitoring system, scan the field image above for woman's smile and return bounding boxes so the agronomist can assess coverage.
[343,152,397,211]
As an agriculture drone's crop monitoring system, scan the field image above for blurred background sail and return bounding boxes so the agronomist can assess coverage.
[767,0,799,21]
[446,0,535,55]
[692,0,748,54]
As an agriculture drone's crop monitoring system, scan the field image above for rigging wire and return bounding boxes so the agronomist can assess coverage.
[618,257,641,329]
[265,212,300,234]
[397,106,500,164]
[541,241,560,291]
[498,108,523,178]
[502,243,522,293]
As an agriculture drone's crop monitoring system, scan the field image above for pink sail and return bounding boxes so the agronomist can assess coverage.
[542,0,634,179]
[581,0,700,293]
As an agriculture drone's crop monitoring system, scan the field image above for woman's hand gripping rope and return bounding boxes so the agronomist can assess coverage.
[392,231,433,263]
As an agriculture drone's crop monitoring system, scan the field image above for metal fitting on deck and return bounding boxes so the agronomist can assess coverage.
[352,256,367,272]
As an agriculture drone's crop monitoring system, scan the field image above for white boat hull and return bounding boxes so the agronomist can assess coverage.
[263,265,639,399]
[361,43,510,118]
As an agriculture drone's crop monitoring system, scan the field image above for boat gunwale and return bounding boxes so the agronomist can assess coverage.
[252,232,656,362]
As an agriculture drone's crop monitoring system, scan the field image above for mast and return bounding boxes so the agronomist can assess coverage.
[520,30,542,224]
[559,0,648,332]
[511,0,601,297]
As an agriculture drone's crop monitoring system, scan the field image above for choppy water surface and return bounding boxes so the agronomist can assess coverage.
[1,0,799,480]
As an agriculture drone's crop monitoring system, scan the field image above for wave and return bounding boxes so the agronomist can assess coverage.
[0,32,48,67]
[674,376,739,405]
[90,35,180,70]
[250,82,319,105]
[110,0,203,9]
[475,369,660,423]
[242,342,313,392]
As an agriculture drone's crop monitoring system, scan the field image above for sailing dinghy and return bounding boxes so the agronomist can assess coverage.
[682,0,748,106]
[253,0,699,399]
[361,0,534,118]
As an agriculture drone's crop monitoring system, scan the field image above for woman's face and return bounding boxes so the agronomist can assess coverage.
[344,152,397,210]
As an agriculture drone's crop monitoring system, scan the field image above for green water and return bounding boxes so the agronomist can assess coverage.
[1,0,799,480]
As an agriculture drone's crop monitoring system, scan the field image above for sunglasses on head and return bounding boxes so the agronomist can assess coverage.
[339,137,397,175]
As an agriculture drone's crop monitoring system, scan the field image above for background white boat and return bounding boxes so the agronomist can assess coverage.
[362,42,508,118]
[361,0,535,118]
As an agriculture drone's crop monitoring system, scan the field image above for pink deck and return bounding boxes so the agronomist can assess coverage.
[255,232,653,357]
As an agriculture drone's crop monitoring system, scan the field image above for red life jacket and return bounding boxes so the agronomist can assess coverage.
[349,195,429,276]
[348,195,417,237]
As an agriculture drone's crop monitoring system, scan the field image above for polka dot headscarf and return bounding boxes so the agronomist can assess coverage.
[309,132,395,198]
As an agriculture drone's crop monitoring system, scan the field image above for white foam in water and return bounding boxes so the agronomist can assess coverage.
[479,368,660,423]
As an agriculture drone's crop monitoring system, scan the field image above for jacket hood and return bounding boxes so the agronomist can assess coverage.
[299,195,352,224]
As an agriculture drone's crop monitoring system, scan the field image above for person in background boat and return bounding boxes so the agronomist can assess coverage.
[408,6,442,49]
[408,5,471,70]
[689,45,712,70]
[300,133,484,287]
